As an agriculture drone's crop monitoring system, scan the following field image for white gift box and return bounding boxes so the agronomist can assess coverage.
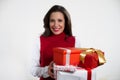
[54,66,96,80]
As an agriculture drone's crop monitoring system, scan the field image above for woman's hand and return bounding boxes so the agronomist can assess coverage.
[48,61,54,78]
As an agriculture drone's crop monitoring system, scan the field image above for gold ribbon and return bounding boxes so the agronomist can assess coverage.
[80,48,106,65]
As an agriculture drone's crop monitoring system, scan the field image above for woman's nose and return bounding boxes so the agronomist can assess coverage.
[54,21,58,26]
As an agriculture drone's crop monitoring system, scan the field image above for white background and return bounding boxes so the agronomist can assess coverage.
[0,0,120,80]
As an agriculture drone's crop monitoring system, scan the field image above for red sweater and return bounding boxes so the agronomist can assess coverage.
[40,32,75,80]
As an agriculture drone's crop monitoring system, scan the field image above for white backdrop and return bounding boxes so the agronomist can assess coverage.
[0,0,120,80]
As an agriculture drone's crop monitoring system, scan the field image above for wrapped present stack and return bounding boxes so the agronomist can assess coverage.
[53,47,106,80]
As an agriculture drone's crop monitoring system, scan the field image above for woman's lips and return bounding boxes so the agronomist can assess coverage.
[52,28,60,32]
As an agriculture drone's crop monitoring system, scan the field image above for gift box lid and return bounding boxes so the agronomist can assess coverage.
[53,47,82,55]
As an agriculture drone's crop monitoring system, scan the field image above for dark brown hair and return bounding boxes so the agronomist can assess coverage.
[42,5,73,36]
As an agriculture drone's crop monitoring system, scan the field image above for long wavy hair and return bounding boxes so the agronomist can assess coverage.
[42,5,73,36]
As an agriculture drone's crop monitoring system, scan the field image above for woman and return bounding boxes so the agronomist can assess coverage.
[31,5,80,80]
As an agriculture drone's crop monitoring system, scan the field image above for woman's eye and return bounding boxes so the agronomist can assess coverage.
[58,19,62,22]
[50,19,54,22]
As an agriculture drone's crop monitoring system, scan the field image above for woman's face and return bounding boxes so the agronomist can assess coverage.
[49,12,65,35]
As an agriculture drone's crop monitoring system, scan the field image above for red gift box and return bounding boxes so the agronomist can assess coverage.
[79,48,106,69]
[53,47,82,66]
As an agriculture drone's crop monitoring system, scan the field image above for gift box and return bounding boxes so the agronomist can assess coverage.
[54,65,96,80]
[79,48,106,69]
[53,47,82,66]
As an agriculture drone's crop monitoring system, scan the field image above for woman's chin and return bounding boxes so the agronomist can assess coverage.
[53,32,62,35]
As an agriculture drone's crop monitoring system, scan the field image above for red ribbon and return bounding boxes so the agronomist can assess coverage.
[86,69,92,80]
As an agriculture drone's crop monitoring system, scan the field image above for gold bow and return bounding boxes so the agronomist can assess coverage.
[80,48,106,65]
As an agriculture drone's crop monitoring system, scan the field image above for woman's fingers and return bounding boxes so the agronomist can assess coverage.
[48,61,54,78]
